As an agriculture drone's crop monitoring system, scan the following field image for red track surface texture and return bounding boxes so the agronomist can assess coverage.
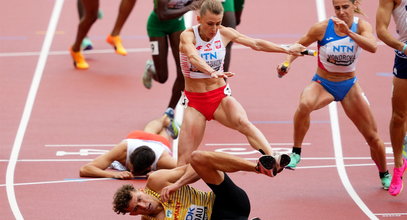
[1,0,406,219]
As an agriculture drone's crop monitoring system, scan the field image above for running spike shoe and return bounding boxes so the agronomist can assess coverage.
[106,35,127,56]
[81,37,93,51]
[381,172,391,190]
[389,158,407,196]
[70,48,89,70]
[285,152,301,170]
[142,59,155,89]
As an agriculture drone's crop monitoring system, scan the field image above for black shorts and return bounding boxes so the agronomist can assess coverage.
[207,173,250,220]
[393,54,407,79]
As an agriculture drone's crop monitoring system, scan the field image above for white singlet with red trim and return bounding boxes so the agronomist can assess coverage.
[125,139,171,170]
[180,25,226,78]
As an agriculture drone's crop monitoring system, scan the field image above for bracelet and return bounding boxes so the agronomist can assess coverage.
[402,44,407,53]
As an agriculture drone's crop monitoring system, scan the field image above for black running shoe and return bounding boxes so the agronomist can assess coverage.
[273,153,291,175]
[256,155,276,177]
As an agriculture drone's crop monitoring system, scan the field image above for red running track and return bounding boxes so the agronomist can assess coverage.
[1,0,406,219]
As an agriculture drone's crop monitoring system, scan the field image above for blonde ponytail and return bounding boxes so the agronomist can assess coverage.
[351,0,366,16]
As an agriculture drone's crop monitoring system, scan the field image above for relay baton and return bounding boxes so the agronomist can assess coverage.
[278,61,290,78]
[301,49,317,56]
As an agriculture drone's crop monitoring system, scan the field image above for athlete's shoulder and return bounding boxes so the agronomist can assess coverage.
[218,25,234,34]
[180,28,195,41]
[306,19,329,40]
[181,27,194,36]
[355,17,373,33]
[313,18,330,30]
[356,17,371,27]
[219,25,240,39]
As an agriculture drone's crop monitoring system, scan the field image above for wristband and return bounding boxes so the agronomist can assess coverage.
[402,44,407,53]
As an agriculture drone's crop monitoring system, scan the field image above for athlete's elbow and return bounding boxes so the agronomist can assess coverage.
[250,44,262,51]
[376,28,386,42]
[367,44,377,53]
[188,54,200,64]
[252,46,262,51]
[79,165,90,177]
[248,40,263,51]
[376,32,384,42]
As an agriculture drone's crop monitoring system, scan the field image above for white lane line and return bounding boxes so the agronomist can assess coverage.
[45,144,115,147]
[206,142,311,146]
[6,0,65,219]
[375,213,407,217]
[0,48,150,57]
[0,42,389,58]
[184,11,194,28]
[0,162,393,188]
[329,96,378,220]
[0,159,93,162]
[316,0,377,219]
[0,156,396,163]
[315,0,327,22]
[0,178,115,187]
[43,143,391,147]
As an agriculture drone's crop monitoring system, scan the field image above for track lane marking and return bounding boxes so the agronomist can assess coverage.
[316,0,377,219]
[5,0,65,219]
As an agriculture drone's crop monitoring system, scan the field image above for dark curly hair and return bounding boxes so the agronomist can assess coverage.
[130,146,156,176]
[113,184,135,215]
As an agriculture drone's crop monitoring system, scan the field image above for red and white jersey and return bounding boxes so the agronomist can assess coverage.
[180,25,226,78]
[125,139,171,171]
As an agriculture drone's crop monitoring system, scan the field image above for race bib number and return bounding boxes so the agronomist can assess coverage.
[150,41,159,55]
[224,84,232,96]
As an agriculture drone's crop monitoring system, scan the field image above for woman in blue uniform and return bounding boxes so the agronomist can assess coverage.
[277,0,391,189]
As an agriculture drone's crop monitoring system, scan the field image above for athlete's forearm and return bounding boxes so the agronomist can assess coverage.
[79,165,117,178]
[173,164,201,186]
[155,7,192,20]
[376,0,403,51]
[377,26,405,52]
[188,53,217,75]
[347,30,377,53]
[255,39,288,53]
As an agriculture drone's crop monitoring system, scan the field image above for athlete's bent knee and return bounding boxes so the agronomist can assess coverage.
[297,102,314,114]
[234,118,252,133]
[391,111,407,126]
[365,135,382,149]
[190,150,207,167]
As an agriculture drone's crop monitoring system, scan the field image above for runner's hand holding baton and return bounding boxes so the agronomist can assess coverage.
[277,49,317,78]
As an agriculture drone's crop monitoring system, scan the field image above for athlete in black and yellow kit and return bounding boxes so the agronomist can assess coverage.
[113,150,278,219]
